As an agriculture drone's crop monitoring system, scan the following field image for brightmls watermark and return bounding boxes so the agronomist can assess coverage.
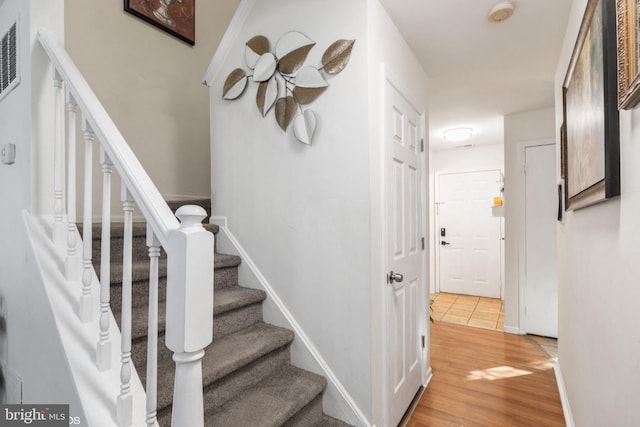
[0,405,68,426]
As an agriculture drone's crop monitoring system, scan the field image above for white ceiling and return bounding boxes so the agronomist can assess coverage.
[378,0,573,151]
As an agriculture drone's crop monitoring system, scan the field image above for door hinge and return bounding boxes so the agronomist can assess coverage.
[421,335,426,349]
[420,138,424,152]
[421,237,425,250]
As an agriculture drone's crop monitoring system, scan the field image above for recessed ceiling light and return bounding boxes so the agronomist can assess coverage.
[488,2,515,23]
[443,127,473,142]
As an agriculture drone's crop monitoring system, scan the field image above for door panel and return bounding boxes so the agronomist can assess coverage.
[439,171,502,298]
[524,144,558,337]
[386,80,423,427]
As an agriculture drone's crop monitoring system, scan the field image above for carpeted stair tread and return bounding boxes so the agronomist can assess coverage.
[146,322,294,415]
[201,322,294,383]
[205,365,327,427]
[214,252,242,270]
[314,415,354,427]
[108,252,240,285]
[127,286,266,342]
[214,287,266,315]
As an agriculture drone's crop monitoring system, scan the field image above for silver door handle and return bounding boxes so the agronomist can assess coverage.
[441,241,450,246]
[388,271,404,284]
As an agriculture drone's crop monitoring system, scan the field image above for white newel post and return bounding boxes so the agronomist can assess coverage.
[166,206,214,427]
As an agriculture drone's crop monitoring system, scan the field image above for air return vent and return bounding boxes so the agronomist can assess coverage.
[0,21,19,101]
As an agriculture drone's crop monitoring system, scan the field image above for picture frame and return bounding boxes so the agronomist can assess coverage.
[616,0,640,108]
[124,0,195,46]
[562,0,620,210]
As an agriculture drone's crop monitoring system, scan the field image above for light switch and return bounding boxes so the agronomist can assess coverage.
[1,143,16,165]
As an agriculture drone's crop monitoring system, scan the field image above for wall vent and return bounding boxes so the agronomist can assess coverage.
[0,21,19,102]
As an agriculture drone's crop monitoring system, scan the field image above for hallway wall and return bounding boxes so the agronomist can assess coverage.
[65,0,238,212]
[554,0,640,425]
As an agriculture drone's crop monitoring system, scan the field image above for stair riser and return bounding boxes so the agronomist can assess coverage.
[213,304,263,340]
[284,394,324,427]
[214,266,237,290]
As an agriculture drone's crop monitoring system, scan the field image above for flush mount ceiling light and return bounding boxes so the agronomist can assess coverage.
[443,127,473,142]
[488,2,515,23]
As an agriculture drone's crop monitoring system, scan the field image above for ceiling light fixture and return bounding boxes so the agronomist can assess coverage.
[443,127,473,142]
[488,2,515,23]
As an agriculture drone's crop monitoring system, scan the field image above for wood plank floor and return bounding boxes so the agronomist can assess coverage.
[406,322,565,427]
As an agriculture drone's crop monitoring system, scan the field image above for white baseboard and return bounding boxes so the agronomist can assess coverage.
[210,216,370,427]
[553,359,575,427]
[503,325,522,335]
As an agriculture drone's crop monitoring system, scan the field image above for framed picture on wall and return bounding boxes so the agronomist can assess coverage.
[124,0,195,46]
[616,0,640,108]
[562,0,620,210]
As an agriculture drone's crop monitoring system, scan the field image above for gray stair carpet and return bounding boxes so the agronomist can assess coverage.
[84,199,352,427]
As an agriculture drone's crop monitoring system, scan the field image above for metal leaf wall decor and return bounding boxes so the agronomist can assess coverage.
[223,31,355,145]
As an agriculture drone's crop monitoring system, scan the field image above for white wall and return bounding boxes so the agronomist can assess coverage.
[503,107,555,332]
[367,0,430,425]
[208,0,429,424]
[431,143,504,173]
[430,144,504,294]
[65,0,238,211]
[554,1,640,425]
[209,0,372,420]
[0,0,84,420]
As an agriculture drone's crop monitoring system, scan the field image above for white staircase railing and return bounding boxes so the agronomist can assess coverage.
[38,29,214,427]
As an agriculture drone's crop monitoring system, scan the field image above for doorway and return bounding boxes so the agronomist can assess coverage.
[520,142,558,338]
[436,170,503,299]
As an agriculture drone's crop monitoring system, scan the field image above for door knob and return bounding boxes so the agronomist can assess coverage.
[441,241,450,246]
[388,271,404,284]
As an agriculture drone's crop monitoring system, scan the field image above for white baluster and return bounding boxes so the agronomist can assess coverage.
[166,206,214,427]
[118,186,134,427]
[146,227,160,427]
[97,147,113,371]
[52,71,65,244]
[79,119,94,322]
[65,91,79,281]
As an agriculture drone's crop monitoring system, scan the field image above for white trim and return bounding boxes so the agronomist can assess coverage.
[503,325,522,335]
[210,216,371,427]
[553,359,575,427]
[202,0,256,86]
[517,139,555,335]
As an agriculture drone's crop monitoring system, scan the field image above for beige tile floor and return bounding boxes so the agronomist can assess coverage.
[529,334,559,359]
[431,292,504,330]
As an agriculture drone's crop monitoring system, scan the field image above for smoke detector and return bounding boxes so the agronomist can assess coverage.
[488,2,515,23]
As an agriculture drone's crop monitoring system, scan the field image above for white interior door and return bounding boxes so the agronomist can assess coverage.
[385,80,424,427]
[438,171,502,298]
[524,144,558,337]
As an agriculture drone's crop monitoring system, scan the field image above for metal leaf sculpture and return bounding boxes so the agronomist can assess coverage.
[321,39,355,74]
[223,31,355,144]
[245,35,269,69]
[222,68,248,100]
